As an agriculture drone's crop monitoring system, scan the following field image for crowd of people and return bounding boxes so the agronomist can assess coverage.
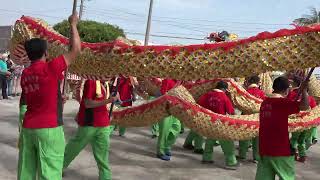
[0,53,24,100]
[13,12,318,180]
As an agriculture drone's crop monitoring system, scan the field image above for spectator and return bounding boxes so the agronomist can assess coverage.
[12,60,24,96]
[0,54,11,99]
[6,57,15,96]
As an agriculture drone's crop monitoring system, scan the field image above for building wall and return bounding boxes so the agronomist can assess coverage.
[0,26,12,53]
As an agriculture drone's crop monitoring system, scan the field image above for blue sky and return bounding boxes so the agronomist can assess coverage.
[1,0,319,74]
[1,0,320,45]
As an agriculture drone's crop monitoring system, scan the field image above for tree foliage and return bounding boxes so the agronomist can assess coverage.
[53,20,125,42]
[294,7,320,26]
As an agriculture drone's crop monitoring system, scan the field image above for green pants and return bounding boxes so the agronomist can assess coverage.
[203,139,237,166]
[239,137,260,160]
[306,127,318,149]
[310,127,318,139]
[184,131,204,150]
[180,122,185,133]
[151,123,159,136]
[114,125,126,136]
[64,126,113,180]
[291,131,307,157]
[255,156,295,180]
[18,126,65,180]
[19,105,27,132]
[157,116,181,155]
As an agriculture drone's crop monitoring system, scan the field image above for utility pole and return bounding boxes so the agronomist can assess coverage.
[79,0,84,20]
[144,0,154,46]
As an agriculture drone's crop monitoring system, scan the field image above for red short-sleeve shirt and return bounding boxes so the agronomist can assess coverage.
[309,96,317,109]
[259,97,300,156]
[21,55,66,128]
[160,79,178,95]
[198,90,235,115]
[247,87,266,100]
[77,80,110,127]
[118,77,133,107]
[287,88,317,109]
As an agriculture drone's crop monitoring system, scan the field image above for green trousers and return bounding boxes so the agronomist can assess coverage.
[203,139,237,166]
[18,126,65,180]
[114,125,126,136]
[64,126,113,180]
[306,127,318,149]
[291,131,307,157]
[157,116,181,155]
[148,97,159,137]
[184,131,204,150]
[180,122,185,133]
[151,123,159,136]
[239,137,260,160]
[255,156,295,180]
[19,105,27,132]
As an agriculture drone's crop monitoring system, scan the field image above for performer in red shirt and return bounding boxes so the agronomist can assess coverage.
[63,80,118,179]
[157,78,182,161]
[239,75,266,163]
[200,81,239,170]
[113,76,134,136]
[255,76,309,180]
[18,14,81,180]
[288,77,317,163]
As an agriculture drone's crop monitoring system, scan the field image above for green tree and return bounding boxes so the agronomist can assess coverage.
[53,20,125,42]
[294,7,320,26]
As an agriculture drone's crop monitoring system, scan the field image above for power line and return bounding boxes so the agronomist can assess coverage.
[126,32,205,40]
[85,11,264,34]
[85,8,289,32]
[90,6,290,26]
[89,8,285,30]
[86,11,210,34]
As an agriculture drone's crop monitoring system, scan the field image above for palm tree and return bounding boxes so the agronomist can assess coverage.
[294,7,320,26]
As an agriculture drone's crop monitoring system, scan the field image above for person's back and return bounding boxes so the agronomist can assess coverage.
[198,90,234,115]
[246,75,266,100]
[22,56,65,128]
[18,13,81,180]
[259,97,299,156]
[199,81,238,170]
[256,76,309,180]
[247,86,266,100]
[118,76,134,107]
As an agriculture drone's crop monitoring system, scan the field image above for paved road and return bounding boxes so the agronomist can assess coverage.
[0,98,319,180]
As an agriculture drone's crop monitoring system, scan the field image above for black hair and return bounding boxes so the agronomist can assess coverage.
[248,75,260,85]
[273,76,290,93]
[24,38,47,61]
[216,81,228,90]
